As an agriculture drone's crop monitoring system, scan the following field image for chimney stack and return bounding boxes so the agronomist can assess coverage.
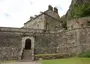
[48,5,53,11]
[54,7,58,13]
[30,16,34,20]
[40,11,43,14]
[35,15,37,17]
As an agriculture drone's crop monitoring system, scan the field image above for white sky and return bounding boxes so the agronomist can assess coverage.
[0,0,72,27]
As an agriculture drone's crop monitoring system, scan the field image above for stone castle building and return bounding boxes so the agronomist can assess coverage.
[0,5,90,61]
[24,5,62,30]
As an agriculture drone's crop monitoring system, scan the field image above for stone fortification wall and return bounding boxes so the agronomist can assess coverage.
[0,27,90,60]
[0,27,58,60]
[0,27,57,33]
[34,27,90,55]
[59,27,90,55]
[67,17,90,30]
[0,32,22,60]
[34,33,58,54]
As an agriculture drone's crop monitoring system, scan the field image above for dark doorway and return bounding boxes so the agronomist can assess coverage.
[25,39,31,50]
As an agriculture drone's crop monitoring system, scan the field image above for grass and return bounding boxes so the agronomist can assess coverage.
[40,57,90,64]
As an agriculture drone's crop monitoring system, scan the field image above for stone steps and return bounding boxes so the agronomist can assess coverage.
[22,50,32,61]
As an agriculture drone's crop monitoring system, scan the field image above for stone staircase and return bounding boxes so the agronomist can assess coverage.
[21,49,32,61]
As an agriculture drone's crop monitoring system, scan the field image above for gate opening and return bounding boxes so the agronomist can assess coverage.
[25,39,31,50]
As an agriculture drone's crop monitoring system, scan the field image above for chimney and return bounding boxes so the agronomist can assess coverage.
[30,16,34,20]
[48,5,53,11]
[35,15,37,17]
[40,11,43,14]
[54,7,58,13]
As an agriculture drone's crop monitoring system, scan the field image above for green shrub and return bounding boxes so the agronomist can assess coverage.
[79,51,90,57]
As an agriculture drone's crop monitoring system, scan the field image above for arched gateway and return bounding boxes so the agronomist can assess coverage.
[21,37,35,61]
[25,39,31,50]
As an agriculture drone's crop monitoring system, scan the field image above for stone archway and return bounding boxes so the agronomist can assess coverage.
[20,37,35,61]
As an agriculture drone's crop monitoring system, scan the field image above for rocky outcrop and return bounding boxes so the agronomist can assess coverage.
[64,0,90,20]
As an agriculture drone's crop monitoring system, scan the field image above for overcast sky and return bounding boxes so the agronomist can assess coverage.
[0,0,72,27]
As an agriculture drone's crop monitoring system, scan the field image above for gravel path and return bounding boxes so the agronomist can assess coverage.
[1,61,41,64]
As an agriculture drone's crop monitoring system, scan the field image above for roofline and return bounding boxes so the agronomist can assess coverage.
[24,10,61,25]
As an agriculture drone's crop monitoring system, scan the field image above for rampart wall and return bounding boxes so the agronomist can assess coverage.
[0,27,90,60]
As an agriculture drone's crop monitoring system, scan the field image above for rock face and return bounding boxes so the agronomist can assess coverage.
[65,0,90,20]
[71,0,90,4]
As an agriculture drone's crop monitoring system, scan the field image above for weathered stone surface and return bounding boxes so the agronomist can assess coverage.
[35,34,58,54]
[0,32,22,60]
[67,17,90,30]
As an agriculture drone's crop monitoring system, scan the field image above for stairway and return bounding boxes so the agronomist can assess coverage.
[21,50,32,61]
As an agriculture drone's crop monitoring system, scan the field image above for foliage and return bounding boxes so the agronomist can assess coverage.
[40,57,90,64]
[81,8,90,17]
[61,2,90,28]
[79,51,90,57]
[68,3,90,20]
[60,15,67,29]
[62,21,67,29]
